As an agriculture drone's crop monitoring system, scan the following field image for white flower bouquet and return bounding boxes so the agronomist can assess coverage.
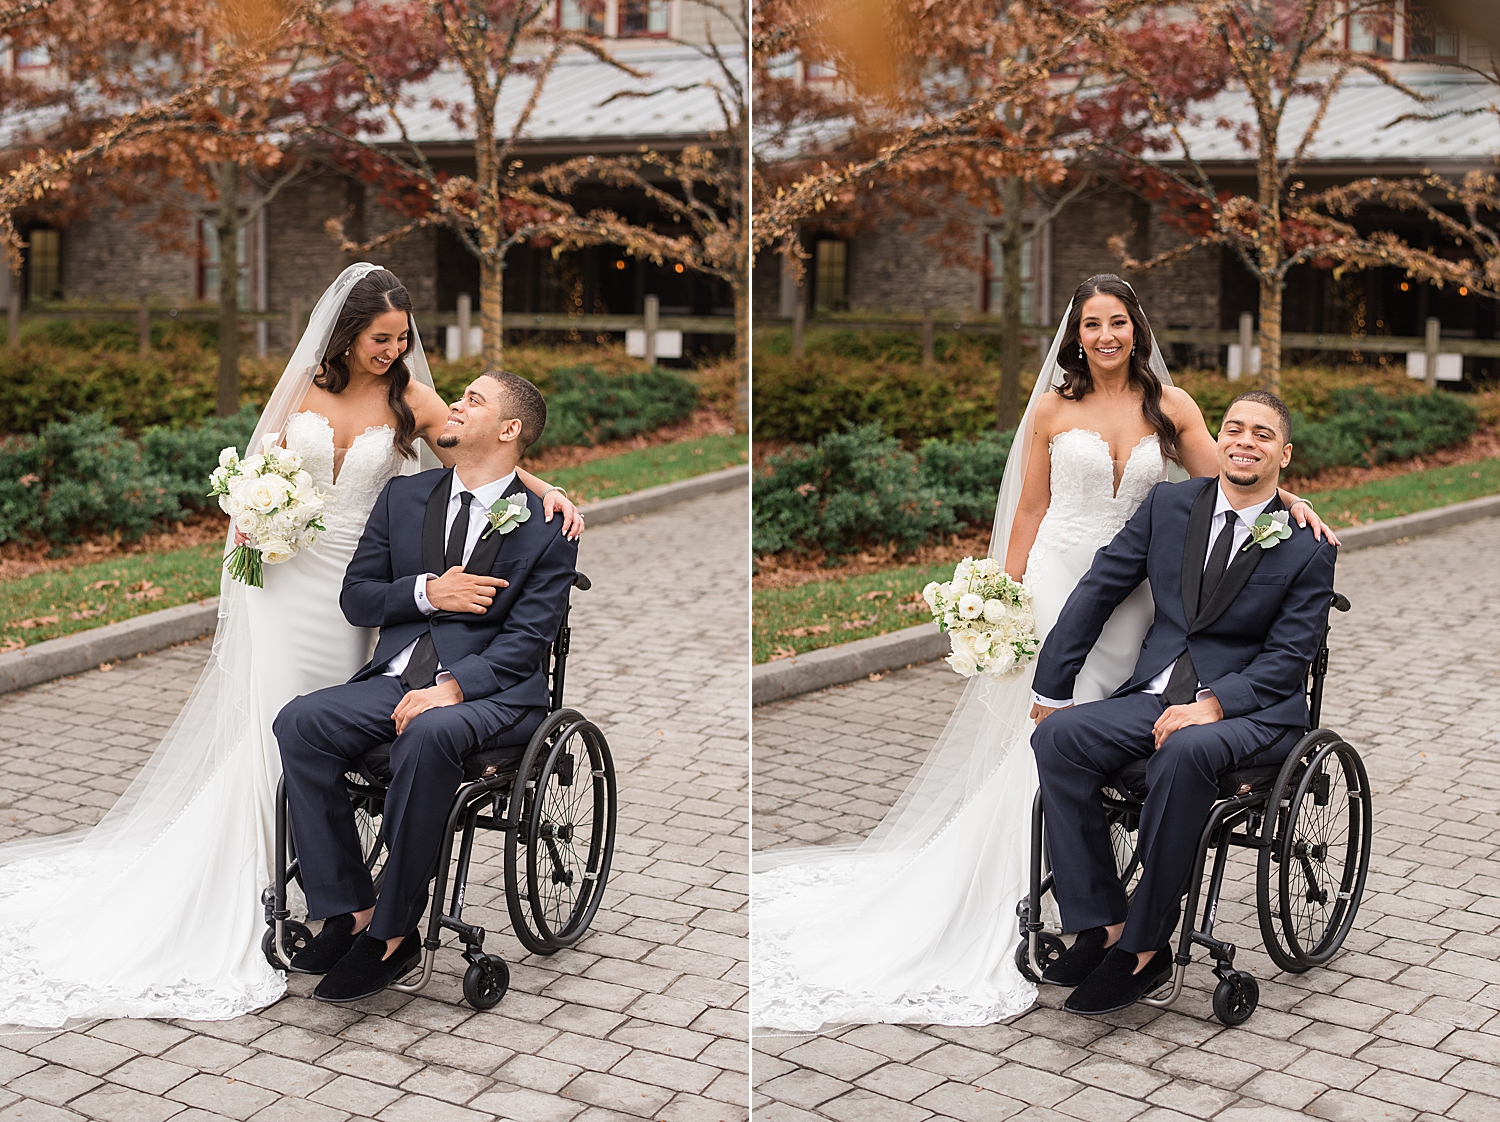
[209,434,329,588]
[923,556,1040,681]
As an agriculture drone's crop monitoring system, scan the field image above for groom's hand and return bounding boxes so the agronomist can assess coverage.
[1153,695,1224,749]
[427,566,510,614]
[393,678,464,734]
[1030,703,1061,723]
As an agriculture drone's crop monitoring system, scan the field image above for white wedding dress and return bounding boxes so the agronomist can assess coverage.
[752,428,1166,1031]
[0,412,404,1028]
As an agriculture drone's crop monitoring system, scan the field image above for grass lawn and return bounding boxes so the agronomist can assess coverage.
[545,433,747,502]
[1,544,224,649]
[1304,456,1500,526]
[1,433,748,650]
[754,456,1500,664]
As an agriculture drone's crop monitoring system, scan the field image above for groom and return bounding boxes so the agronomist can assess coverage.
[274,370,578,1003]
[1029,390,1336,1016]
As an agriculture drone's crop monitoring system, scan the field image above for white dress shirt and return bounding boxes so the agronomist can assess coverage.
[1033,484,1275,709]
[383,469,518,682]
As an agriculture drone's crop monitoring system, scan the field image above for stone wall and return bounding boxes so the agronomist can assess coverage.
[59,205,197,302]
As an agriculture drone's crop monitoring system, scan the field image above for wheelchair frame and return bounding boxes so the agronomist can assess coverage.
[262,571,617,1010]
[1017,592,1371,1026]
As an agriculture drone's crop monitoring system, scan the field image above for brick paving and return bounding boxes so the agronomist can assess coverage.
[753,516,1500,1122]
[0,486,749,1122]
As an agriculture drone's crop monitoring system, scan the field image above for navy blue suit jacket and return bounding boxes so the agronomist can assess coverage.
[1032,475,1337,729]
[340,467,579,707]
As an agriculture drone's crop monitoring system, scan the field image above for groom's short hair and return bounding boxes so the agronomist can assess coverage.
[1226,390,1292,444]
[481,370,547,451]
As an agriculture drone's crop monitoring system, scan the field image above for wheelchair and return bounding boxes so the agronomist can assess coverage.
[261,572,618,1011]
[1016,592,1370,1026]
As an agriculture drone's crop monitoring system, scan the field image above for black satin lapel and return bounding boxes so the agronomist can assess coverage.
[465,488,531,575]
[422,469,452,575]
[1181,478,1217,625]
[1190,494,1286,635]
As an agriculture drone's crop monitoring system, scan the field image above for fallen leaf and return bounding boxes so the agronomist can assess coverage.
[840,616,878,630]
[0,638,24,652]
[768,646,798,661]
[10,615,59,629]
[896,602,923,612]
[98,661,115,672]
[780,624,831,638]
[858,590,893,601]
[125,581,164,602]
[69,607,105,620]
[88,579,122,591]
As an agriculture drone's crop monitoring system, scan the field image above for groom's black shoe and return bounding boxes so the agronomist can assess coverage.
[288,913,362,976]
[1063,946,1173,1015]
[313,932,421,1003]
[1040,926,1110,987]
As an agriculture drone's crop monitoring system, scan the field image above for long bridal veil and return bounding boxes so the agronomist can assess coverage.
[752,296,1176,1030]
[0,263,437,1028]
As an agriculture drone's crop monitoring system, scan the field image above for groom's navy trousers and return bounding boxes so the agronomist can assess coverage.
[1033,695,1299,953]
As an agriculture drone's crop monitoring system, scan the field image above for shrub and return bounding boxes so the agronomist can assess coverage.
[754,425,1014,558]
[139,406,259,513]
[535,365,699,449]
[1288,387,1478,476]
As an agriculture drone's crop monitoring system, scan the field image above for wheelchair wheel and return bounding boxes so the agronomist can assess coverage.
[505,710,618,955]
[1257,731,1371,973]
[261,921,313,970]
[1212,971,1259,1026]
[1013,933,1066,984]
[1110,810,1142,896]
[462,955,510,1010]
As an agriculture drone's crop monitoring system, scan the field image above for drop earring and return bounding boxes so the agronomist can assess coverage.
[344,348,350,356]
[1131,343,1137,355]
[1078,345,1084,360]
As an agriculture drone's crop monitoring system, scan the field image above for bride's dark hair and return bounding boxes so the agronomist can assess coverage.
[316,269,419,459]
[1054,273,1180,465]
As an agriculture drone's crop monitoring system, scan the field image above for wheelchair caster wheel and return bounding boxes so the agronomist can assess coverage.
[1014,934,1067,984]
[463,956,510,1010]
[261,922,313,971]
[1212,972,1258,1026]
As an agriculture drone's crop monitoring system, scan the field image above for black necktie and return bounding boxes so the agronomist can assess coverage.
[402,491,475,691]
[1164,510,1239,705]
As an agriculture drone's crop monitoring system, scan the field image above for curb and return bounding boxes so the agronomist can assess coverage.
[753,490,1500,706]
[0,598,223,695]
[0,465,747,698]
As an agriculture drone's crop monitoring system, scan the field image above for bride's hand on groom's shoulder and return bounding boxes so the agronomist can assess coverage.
[393,678,464,734]
[428,566,510,614]
[1152,695,1224,749]
[543,491,585,540]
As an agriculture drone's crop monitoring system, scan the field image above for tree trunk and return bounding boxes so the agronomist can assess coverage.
[996,175,1026,432]
[733,282,749,434]
[481,256,504,367]
[1257,273,1283,395]
[215,159,241,417]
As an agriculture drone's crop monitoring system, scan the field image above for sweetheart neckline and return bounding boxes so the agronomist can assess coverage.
[289,411,394,485]
[1050,428,1160,500]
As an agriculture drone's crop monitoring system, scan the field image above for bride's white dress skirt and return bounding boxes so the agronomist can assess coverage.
[752,430,1165,1031]
[0,414,401,1028]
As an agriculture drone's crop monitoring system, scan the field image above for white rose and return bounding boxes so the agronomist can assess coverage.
[277,448,302,474]
[218,446,240,469]
[233,511,265,541]
[957,593,984,620]
[217,493,234,515]
[260,539,296,565]
[240,453,265,476]
[947,632,979,677]
[922,582,941,610]
[237,474,291,513]
[982,598,1008,624]
[984,646,1017,679]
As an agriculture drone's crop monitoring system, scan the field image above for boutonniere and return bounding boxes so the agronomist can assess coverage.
[481,497,531,539]
[1243,510,1293,552]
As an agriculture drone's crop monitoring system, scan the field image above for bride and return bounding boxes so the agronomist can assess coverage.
[752,274,1335,1031]
[0,263,583,1028]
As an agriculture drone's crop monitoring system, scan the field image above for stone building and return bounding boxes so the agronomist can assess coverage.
[756,10,1500,374]
[5,1,742,354]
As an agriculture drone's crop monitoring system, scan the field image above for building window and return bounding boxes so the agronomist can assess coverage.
[558,0,604,35]
[1406,2,1459,60]
[619,0,668,37]
[984,229,1037,324]
[199,220,249,308]
[14,45,49,69]
[1347,3,1394,57]
[25,228,60,302]
[812,239,848,313]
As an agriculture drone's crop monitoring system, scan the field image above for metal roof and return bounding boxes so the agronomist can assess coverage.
[1166,71,1498,166]
[379,44,742,147]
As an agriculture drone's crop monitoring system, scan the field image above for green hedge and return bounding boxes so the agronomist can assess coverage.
[0,408,258,544]
[753,425,1012,557]
[1290,387,1478,475]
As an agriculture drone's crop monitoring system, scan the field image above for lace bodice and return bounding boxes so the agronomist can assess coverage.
[283,412,406,538]
[1029,429,1166,564]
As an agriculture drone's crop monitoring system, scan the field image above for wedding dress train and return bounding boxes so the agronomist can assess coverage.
[0,412,404,1028]
[752,429,1167,1031]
